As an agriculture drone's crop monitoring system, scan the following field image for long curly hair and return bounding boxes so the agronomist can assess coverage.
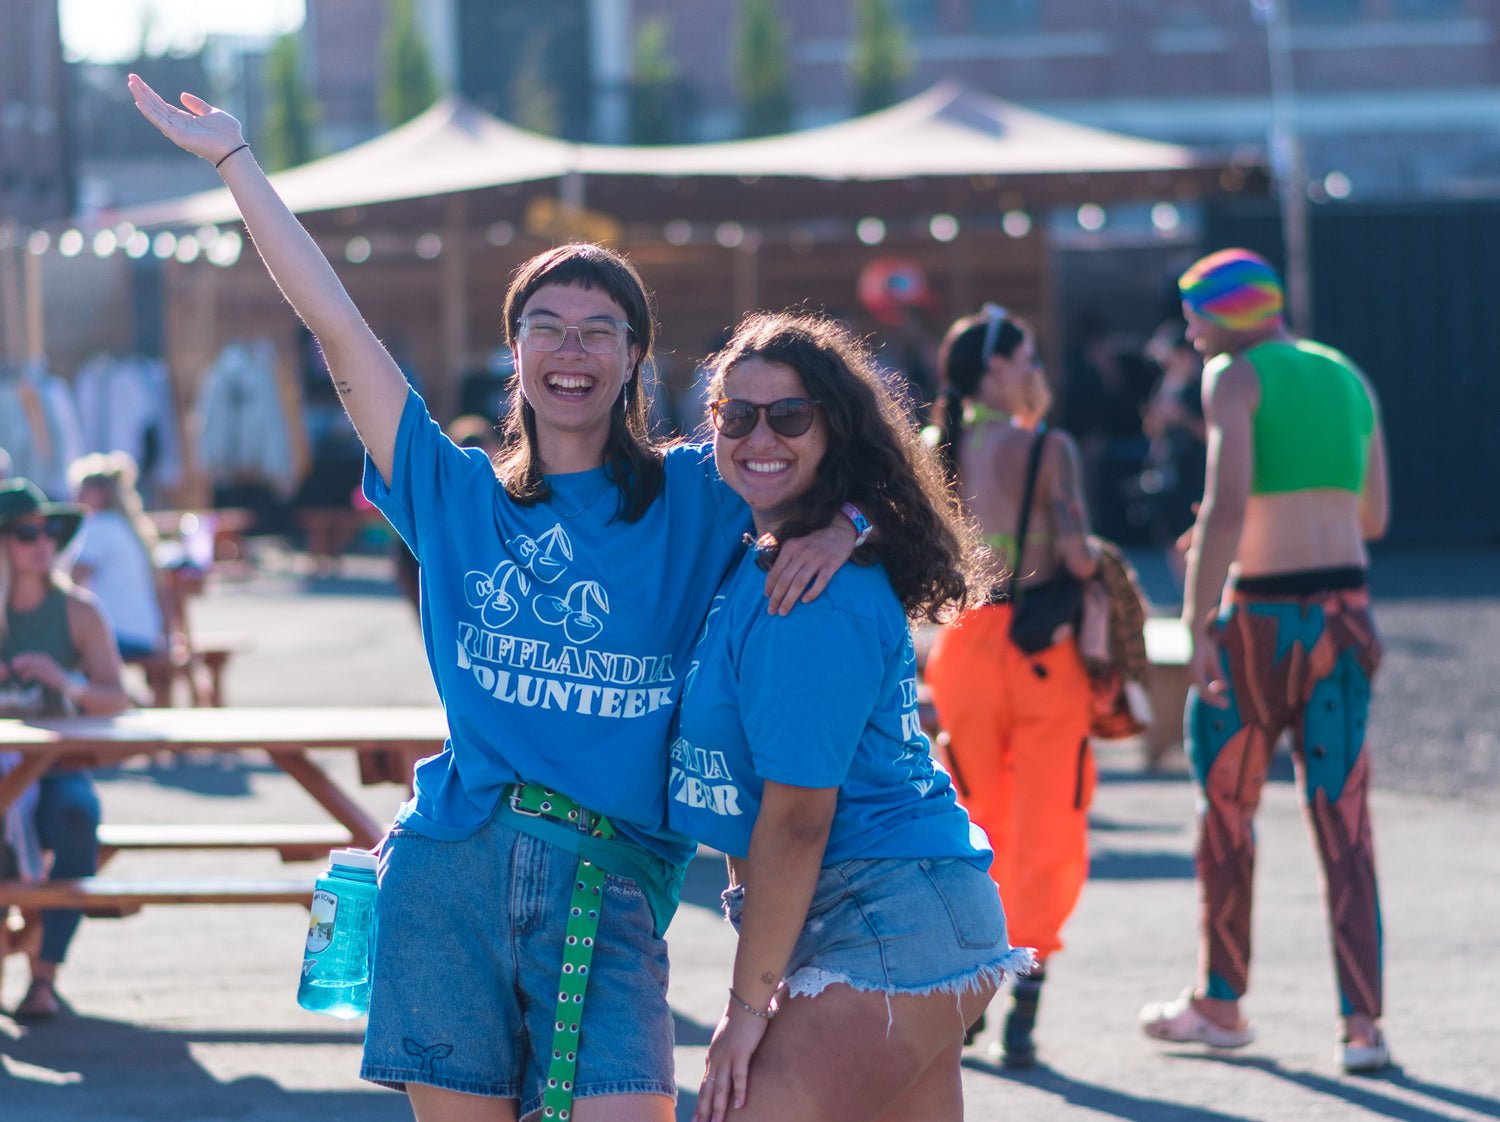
[495,243,664,522]
[707,311,983,623]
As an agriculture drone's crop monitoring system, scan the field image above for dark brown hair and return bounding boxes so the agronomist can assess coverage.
[708,311,981,622]
[495,243,663,521]
[933,308,1030,476]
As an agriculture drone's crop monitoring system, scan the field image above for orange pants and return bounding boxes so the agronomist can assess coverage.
[925,604,1095,962]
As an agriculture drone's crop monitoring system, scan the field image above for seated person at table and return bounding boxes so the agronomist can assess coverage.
[67,452,180,662]
[0,479,132,1021]
[674,312,1033,1122]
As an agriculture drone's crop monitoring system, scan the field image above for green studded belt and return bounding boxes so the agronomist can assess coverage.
[503,782,611,1122]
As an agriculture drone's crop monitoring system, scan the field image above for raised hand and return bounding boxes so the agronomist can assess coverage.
[127,73,247,166]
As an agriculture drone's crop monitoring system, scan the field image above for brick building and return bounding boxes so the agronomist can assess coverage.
[0,0,71,227]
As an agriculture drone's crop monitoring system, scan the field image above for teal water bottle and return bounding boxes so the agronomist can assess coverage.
[297,848,378,1019]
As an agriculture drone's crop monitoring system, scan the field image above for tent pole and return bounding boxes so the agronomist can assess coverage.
[732,229,761,318]
[439,193,470,423]
[23,239,44,360]
[0,226,23,361]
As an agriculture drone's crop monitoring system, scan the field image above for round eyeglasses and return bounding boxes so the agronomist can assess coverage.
[518,314,632,354]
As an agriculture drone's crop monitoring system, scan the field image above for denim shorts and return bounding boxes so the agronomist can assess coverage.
[360,813,676,1113]
[724,856,1033,1001]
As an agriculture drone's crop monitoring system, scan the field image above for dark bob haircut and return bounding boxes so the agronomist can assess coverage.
[495,243,663,521]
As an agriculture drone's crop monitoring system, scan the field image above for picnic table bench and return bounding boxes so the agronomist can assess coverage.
[0,707,447,917]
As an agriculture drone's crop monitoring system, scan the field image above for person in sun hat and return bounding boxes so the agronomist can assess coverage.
[1138,249,1393,1075]
[0,478,132,1021]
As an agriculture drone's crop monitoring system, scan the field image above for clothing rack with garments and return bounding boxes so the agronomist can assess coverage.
[194,339,299,501]
[0,358,85,500]
[73,352,185,506]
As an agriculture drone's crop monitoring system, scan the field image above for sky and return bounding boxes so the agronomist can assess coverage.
[59,0,306,63]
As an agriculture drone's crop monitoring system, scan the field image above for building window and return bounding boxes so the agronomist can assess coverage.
[1289,0,1363,21]
[893,0,941,34]
[971,0,1040,32]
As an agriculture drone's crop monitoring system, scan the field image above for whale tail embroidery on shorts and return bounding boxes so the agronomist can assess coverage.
[403,1038,454,1078]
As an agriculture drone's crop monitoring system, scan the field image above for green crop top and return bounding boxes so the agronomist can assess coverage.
[1208,340,1374,495]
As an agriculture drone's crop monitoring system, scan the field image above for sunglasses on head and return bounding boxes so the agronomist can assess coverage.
[980,302,1010,366]
[710,397,822,439]
[1,517,68,545]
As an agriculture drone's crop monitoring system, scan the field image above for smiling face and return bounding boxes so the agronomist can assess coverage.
[515,282,640,468]
[713,358,828,536]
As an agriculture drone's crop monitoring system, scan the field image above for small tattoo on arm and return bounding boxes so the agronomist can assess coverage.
[335,380,353,396]
[760,972,776,986]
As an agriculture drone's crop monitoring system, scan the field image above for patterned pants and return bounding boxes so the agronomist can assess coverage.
[1187,587,1383,1016]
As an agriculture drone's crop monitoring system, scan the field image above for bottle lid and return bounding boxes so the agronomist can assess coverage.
[328,847,379,871]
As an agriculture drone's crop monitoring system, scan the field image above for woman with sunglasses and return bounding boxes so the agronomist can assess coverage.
[921,307,1099,1068]
[674,312,1032,1122]
[0,479,131,1021]
[129,78,857,1122]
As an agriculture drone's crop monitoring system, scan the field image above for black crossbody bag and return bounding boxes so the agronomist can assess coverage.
[1003,429,1084,655]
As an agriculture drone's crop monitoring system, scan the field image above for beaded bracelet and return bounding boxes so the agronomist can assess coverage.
[728,988,775,1019]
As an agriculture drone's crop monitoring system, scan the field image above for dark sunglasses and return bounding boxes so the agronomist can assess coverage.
[710,397,822,439]
[1,517,69,545]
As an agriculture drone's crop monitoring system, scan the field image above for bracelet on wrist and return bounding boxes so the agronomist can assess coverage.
[215,143,250,169]
[840,502,873,548]
[728,988,775,1019]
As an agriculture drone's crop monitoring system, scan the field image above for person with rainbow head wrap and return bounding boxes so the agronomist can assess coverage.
[1139,248,1394,1075]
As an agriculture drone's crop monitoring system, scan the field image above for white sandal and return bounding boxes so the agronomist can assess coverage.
[1140,987,1255,1049]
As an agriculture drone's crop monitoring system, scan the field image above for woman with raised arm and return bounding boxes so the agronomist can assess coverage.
[671,312,1032,1122]
[130,77,858,1122]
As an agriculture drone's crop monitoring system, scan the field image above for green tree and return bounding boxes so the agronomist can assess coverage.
[629,18,679,144]
[380,0,440,128]
[733,0,794,138]
[260,34,318,170]
[849,0,910,115]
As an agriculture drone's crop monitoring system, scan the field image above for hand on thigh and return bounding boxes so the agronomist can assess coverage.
[718,984,987,1122]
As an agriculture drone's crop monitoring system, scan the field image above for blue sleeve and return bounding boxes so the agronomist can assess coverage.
[738,598,886,789]
[665,441,752,554]
[361,387,494,556]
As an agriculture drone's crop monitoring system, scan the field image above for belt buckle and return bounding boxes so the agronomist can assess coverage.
[507,785,543,817]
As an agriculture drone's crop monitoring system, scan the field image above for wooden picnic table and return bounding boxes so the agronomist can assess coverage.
[0,707,447,917]
[0,707,448,853]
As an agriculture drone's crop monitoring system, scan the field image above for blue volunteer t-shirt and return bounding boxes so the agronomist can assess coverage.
[365,388,749,865]
[668,548,991,867]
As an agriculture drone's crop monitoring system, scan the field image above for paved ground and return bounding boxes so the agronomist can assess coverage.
[2,541,1497,1121]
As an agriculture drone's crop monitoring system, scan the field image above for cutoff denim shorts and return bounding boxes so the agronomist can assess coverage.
[725,856,1034,1001]
[360,812,676,1113]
